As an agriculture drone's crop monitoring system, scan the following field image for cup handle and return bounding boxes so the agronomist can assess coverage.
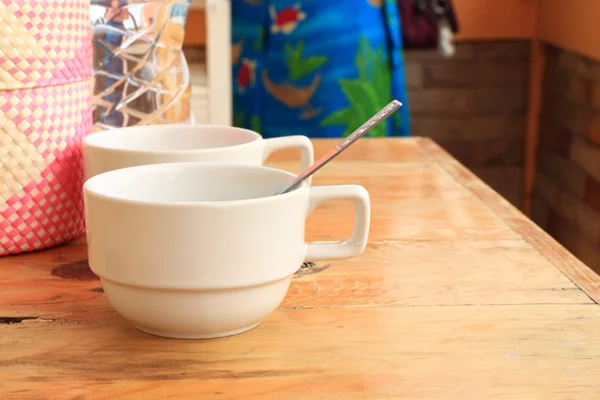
[304,185,371,262]
[262,136,314,175]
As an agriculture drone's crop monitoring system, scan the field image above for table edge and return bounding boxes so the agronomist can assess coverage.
[415,137,600,304]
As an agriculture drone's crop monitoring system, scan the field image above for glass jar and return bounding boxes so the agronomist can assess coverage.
[91,0,192,131]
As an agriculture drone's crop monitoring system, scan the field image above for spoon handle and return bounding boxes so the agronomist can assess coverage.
[275,100,403,195]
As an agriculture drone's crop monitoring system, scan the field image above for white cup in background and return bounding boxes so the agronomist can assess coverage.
[82,124,314,180]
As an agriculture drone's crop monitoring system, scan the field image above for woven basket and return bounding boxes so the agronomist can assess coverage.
[0,0,92,90]
[0,80,92,255]
[0,0,92,256]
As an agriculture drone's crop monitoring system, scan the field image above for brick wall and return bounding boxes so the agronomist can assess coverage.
[531,45,600,273]
[405,41,530,207]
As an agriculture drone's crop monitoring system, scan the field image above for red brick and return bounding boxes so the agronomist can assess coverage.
[544,44,561,64]
[474,87,527,114]
[472,41,529,60]
[541,86,593,136]
[546,209,564,239]
[570,137,600,183]
[585,113,600,146]
[534,172,560,207]
[471,165,522,207]
[543,63,570,94]
[546,210,600,273]
[544,66,590,109]
[537,149,587,197]
[558,49,594,79]
[531,192,550,230]
[556,48,600,84]
[405,43,474,62]
[404,62,423,89]
[425,61,529,88]
[440,137,523,167]
[407,89,475,115]
[411,115,524,142]
[567,73,591,104]
[584,177,600,213]
[538,117,572,157]
[590,83,600,112]
[535,171,600,244]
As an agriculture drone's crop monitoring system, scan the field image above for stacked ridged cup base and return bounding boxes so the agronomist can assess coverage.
[0,0,92,256]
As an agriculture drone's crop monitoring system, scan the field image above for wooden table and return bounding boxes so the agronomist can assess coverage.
[2,138,600,399]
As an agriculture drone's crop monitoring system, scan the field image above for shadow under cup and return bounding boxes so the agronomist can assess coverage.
[83,163,370,339]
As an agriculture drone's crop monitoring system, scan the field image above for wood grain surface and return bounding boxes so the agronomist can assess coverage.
[2,138,600,399]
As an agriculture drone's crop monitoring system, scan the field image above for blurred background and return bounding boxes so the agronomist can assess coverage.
[181,0,600,273]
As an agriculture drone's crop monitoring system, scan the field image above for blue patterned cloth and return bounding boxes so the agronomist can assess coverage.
[231,0,411,138]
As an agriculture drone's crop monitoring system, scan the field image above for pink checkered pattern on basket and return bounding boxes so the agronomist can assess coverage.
[0,80,92,256]
[0,0,92,90]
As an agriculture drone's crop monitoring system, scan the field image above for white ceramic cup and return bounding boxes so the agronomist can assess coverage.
[83,163,371,339]
[82,124,314,180]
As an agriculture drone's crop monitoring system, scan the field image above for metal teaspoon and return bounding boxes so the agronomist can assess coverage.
[275,99,403,195]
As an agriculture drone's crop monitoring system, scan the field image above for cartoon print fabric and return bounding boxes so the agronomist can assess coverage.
[231,0,411,138]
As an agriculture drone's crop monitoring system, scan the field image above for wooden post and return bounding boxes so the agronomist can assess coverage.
[205,0,232,126]
[523,0,545,216]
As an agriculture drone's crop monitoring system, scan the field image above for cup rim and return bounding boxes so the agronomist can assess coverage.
[82,124,262,155]
[83,162,305,208]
